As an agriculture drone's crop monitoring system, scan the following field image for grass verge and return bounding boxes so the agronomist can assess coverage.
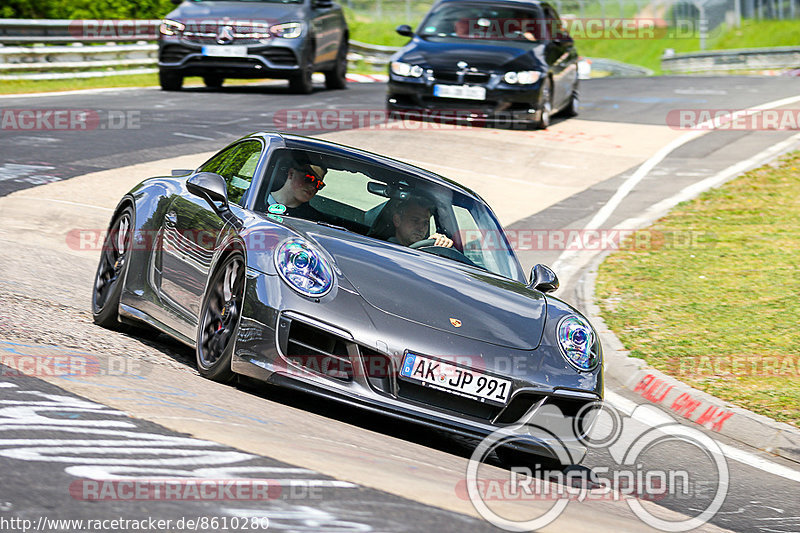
[595,152,800,427]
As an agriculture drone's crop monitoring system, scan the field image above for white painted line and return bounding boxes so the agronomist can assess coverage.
[173,132,215,141]
[554,93,800,273]
[12,197,114,212]
[605,390,800,483]
[0,383,18,388]
[0,86,155,100]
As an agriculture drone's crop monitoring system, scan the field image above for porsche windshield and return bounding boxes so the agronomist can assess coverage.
[417,3,547,43]
[254,149,526,282]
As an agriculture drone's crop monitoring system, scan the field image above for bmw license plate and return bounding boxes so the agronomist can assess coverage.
[202,45,248,58]
[399,353,511,405]
[433,84,486,101]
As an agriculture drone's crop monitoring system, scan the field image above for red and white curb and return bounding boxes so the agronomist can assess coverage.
[311,73,388,84]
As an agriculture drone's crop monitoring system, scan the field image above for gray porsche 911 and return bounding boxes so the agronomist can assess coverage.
[92,132,602,464]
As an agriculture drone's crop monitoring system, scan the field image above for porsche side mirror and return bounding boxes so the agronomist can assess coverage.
[396,24,414,37]
[528,264,559,293]
[187,172,229,211]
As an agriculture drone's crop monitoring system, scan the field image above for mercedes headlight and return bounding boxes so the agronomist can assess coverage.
[270,22,303,39]
[504,70,542,85]
[557,315,599,371]
[391,61,423,77]
[275,239,333,297]
[159,19,185,36]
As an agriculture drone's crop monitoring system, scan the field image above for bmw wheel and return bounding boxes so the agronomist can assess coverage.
[92,206,134,328]
[532,77,553,130]
[196,252,245,382]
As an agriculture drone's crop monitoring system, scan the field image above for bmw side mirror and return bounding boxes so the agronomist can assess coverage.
[187,172,229,211]
[313,0,334,8]
[396,24,414,37]
[528,264,559,293]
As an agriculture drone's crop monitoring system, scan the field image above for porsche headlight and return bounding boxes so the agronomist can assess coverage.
[159,19,185,36]
[391,61,423,77]
[557,315,599,371]
[270,22,303,39]
[504,70,542,85]
[275,239,333,297]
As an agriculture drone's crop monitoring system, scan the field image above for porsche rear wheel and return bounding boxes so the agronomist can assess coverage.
[92,207,134,328]
[196,252,245,383]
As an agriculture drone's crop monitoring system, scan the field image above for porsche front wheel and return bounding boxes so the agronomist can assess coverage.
[196,253,245,382]
[92,206,134,328]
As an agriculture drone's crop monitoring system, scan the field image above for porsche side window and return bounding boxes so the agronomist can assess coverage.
[199,140,262,206]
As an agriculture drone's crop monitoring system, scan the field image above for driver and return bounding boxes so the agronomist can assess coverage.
[389,196,453,248]
[268,163,327,218]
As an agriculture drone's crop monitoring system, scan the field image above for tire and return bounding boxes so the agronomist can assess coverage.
[324,39,348,90]
[203,75,224,89]
[289,47,315,94]
[196,252,245,383]
[159,70,183,91]
[531,77,553,130]
[92,206,134,328]
[564,85,579,118]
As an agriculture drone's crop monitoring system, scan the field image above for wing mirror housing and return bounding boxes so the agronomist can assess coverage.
[528,264,559,293]
[313,0,334,8]
[187,172,229,211]
[396,24,414,37]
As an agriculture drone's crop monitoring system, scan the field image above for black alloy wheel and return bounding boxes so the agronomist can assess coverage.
[159,70,183,91]
[289,48,315,94]
[325,39,348,90]
[196,253,245,382]
[532,77,553,130]
[92,207,134,327]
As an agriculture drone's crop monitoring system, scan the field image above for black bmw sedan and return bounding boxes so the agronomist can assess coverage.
[387,0,579,128]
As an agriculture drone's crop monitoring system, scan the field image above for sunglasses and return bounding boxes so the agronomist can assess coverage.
[302,172,326,191]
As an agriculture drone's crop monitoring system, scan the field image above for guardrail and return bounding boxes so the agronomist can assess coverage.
[0,19,649,80]
[662,46,800,73]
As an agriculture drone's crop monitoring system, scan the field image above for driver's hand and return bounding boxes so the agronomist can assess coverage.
[431,233,453,248]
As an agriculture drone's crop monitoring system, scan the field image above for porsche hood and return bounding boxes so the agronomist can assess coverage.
[302,226,546,351]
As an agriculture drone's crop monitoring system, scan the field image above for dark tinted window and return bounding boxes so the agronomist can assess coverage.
[200,140,262,205]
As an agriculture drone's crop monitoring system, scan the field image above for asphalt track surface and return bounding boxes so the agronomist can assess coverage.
[1,76,799,532]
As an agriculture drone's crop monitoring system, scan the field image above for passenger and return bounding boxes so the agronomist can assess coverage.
[390,196,453,248]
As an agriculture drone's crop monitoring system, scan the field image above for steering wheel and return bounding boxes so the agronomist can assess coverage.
[409,238,436,249]
[408,238,478,268]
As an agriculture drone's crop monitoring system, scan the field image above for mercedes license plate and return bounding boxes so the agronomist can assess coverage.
[202,45,248,58]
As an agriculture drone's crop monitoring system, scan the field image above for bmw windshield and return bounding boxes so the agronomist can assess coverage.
[417,3,548,43]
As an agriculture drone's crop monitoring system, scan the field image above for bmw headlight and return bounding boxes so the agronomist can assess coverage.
[275,238,333,297]
[159,19,185,36]
[270,22,303,39]
[504,70,542,85]
[391,61,423,77]
[557,315,599,371]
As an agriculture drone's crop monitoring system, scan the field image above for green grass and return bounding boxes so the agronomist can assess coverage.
[595,152,800,427]
[578,19,800,74]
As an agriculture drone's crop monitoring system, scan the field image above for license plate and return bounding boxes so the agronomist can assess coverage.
[399,353,511,405]
[433,84,486,101]
[202,45,248,58]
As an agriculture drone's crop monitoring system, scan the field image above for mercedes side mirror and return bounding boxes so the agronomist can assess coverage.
[396,24,414,37]
[187,172,229,211]
[528,264,559,293]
